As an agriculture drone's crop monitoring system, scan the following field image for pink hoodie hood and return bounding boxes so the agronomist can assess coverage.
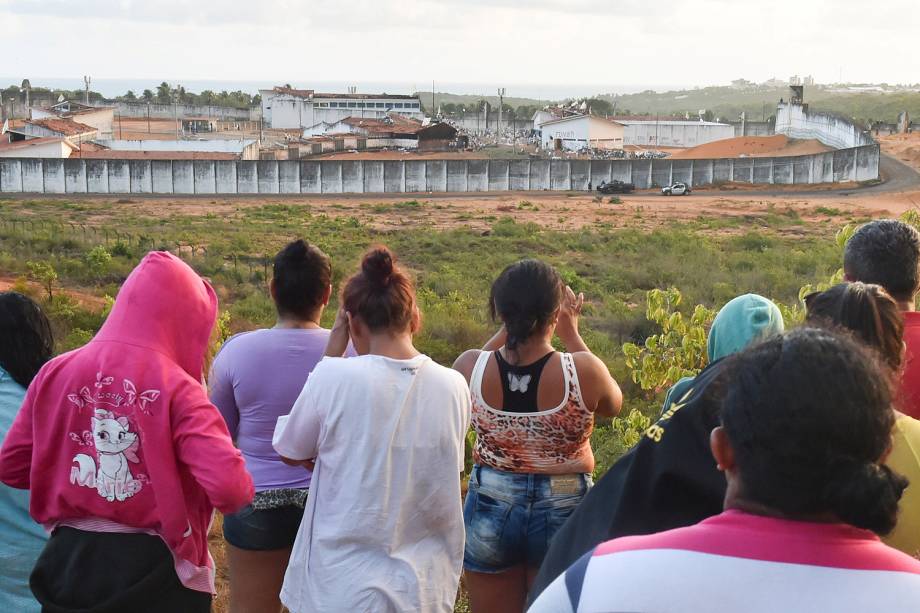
[96,251,218,379]
[0,251,253,593]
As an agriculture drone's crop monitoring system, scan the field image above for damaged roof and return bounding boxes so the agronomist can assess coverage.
[27,118,97,136]
[341,114,424,134]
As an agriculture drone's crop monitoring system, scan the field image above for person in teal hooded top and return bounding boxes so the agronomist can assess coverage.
[660,294,785,415]
[0,292,54,613]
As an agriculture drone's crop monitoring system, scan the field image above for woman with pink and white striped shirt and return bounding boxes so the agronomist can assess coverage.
[530,328,920,613]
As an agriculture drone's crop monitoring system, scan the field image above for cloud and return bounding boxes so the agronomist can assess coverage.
[0,0,916,91]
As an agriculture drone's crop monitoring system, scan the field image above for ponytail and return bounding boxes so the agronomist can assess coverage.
[489,259,563,360]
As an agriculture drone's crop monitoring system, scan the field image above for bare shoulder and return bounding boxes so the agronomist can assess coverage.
[452,349,483,383]
[570,351,611,380]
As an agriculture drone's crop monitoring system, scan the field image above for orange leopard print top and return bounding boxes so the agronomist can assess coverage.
[470,351,595,474]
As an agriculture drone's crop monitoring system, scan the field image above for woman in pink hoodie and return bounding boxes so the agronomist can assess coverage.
[0,252,254,612]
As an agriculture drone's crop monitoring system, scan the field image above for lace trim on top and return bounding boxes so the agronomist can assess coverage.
[252,487,309,510]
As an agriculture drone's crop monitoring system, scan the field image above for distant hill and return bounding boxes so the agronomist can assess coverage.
[417,85,918,125]
[597,86,920,125]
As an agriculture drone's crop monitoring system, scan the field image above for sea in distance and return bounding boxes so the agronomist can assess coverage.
[1,77,690,101]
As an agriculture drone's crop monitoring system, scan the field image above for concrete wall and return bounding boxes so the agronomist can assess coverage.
[621,122,736,147]
[99,101,258,121]
[0,146,880,195]
[729,120,775,137]
[775,102,874,149]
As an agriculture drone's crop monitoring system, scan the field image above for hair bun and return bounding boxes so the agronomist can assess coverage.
[822,458,907,535]
[287,239,309,261]
[362,247,395,286]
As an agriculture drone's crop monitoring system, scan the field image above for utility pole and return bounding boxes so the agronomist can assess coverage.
[432,80,435,118]
[22,79,31,116]
[175,85,180,140]
[83,76,91,105]
[497,87,505,142]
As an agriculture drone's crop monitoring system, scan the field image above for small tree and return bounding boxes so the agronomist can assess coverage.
[622,287,715,394]
[85,246,112,281]
[27,261,58,302]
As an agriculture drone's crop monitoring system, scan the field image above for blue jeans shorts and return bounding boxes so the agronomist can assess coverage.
[222,504,305,551]
[463,464,592,573]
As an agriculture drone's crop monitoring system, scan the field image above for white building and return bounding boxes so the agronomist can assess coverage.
[532,108,587,135]
[31,101,116,139]
[93,139,260,160]
[540,115,625,151]
[260,87,424,130]
[0,137,76,158]
[617,120,735,147]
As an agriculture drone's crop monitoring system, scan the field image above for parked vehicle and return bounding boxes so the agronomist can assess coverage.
[661,182,691,196]
[597,180,635,194]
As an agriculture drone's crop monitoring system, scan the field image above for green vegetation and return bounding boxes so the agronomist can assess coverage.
[1,82,259,109]
[0,198,857,473]
[598,85,920,125]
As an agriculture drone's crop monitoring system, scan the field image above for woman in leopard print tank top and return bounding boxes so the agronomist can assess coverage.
[453,259,623,613]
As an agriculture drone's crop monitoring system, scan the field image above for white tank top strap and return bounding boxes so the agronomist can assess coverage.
[561,352,589,413]
[469,350,493,406]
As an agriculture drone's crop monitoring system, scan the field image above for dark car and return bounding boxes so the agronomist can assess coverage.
[597,180,635,194]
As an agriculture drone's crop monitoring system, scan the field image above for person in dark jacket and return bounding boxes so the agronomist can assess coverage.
[528,293,784,605]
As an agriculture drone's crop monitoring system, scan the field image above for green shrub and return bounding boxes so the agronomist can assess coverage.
[85,246,112,281]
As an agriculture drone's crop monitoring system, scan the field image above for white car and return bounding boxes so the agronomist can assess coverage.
[661,182,691,196]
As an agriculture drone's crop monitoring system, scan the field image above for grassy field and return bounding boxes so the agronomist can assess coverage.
[0,195,863,611]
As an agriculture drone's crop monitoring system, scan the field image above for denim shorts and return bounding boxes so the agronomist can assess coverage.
[222,503,305,551]
[463,464,592,573]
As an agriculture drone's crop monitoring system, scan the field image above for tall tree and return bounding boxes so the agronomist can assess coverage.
[156,82,171,104]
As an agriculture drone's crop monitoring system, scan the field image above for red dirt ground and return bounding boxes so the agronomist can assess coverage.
[668,135,832,159]
[879,132,920,173]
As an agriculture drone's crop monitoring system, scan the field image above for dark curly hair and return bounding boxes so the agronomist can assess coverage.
[844,219,920,302]
[805,282,904,371]
[272,239,332,320]
[489,259,564,358]
[0,292,54,388]
[721,327,906,535]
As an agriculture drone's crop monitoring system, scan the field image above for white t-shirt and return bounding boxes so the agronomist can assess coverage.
[273,354,471,613]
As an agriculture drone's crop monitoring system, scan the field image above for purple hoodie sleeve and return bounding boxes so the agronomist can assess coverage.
[207,350,239,439]
[172,387,253,514]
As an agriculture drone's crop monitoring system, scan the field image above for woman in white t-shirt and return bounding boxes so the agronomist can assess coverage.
[273,246,472,613]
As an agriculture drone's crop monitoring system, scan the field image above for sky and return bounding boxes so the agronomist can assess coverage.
[1,0,916,97]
